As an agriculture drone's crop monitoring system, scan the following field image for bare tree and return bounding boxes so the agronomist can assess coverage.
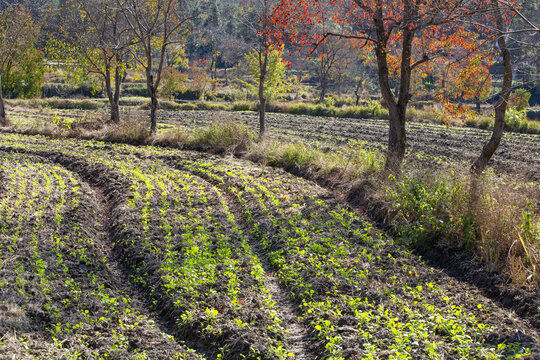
[116,0,194,133]
[0,4,39,126]
[52,0,133,123]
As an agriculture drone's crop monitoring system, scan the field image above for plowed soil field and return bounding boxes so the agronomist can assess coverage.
[0,132,538,359]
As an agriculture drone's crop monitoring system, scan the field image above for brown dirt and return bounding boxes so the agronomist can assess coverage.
[0,133,539,359]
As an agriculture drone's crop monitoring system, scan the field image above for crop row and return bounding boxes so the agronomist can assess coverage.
[176,156,534,360]
[0,134,298,359]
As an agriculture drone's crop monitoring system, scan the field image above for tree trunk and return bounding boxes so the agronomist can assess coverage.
[354,80,361,106]
[319,78,327,103]
[471,0,512,175]
[372,6,415,175]
[150,88,158,134]
[0,74,8,127]
[386,104,407,173]
[147,73,158,134]
[258,77,266,140]
[113,64,122,123]
[104,67,120,123]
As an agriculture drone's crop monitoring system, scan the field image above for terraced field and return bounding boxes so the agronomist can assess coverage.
[6,105,540,180]
[159,110,540,181]
[0,132,538,359]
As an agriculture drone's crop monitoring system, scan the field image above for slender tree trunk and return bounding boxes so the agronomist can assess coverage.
[319,77,327,103]
[354,80,361,106]
[149,86,158,134]
[471,0,512,175]
[113,64,122,123]
[146,69,158,134]
[0,74,8,127]
[104,67,120,123]
[258,75,266,140]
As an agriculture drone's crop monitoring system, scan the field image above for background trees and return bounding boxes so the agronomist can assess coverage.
[273,0,488,173]
[51,0,133,123]
[0,4,41,126]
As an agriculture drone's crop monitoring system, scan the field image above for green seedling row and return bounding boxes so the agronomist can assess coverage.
[0,152,203,360]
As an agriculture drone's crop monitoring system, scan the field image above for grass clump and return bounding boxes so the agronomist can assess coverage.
[102,116,151,144]
[189,120,256,153]
[154,119,256,155]
[232,101,257,111]
[7,98,102,110]
[247,139,383,180]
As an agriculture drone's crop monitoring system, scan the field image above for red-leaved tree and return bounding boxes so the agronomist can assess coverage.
[272,0,496,173]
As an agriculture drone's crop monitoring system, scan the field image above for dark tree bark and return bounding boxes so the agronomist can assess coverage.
[354,79,362,106]
[258,57,267,140]
[147,73,158,134]
[319,76,328,103]
[0,74,8,127]
[373,5,416,174]
[471,0,512,175]
[104,64,122,123]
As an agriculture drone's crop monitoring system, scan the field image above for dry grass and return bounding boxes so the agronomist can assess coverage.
[472,178,539,287]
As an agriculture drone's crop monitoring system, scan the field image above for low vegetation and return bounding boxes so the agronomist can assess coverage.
[6,114,539,291]
[0,132,537,359]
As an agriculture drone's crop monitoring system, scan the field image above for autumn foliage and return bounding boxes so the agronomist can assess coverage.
[271,0,515,172]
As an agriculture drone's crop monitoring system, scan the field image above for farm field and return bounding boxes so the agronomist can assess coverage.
[6,104,539,181]
[0,131,538,359]
[156,110,540,182]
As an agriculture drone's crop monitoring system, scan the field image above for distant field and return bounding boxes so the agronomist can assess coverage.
[158,110,540,181]
[6,105,540,181]
[0,132,537,359]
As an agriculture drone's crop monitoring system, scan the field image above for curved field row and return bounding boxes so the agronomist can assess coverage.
[0,132,538,359]
[0,152,202,359]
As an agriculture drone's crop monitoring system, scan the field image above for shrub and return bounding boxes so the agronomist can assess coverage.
[45,98,101,110]
[508,89,532,110]
[478,117,493,129]
[160,67,187,99]
[288,103,310,115]
[386,168,539,288]
[42,83,103,98]
[174,88,203,100]
[189,120,256,154]
[232,101,257,111]
[464,118,477,128]
[122,85,149,97]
